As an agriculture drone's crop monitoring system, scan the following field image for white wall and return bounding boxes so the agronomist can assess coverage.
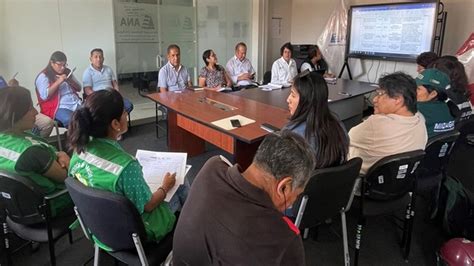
[290,0,474,82]
[266,0,292,71]
[1,0,115,104]
[441,0,474,55]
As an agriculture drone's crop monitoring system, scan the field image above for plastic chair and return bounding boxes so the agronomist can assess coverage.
[65,177,172,266]
[353,150,425,266]
[0,170,74,266]
[294,157,362,266]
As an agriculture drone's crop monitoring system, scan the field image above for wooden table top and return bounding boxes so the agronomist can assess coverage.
[146,90,290,143]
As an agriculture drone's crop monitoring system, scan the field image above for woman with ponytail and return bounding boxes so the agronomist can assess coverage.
[68,90,179,245]
[285,71,349,169]
[0,86,72,216]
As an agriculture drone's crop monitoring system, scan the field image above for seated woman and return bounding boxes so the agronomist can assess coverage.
[430,55,472,122]
[285,71,349,169]
[300,45,335,78]
[68,90,179,244]
[270,42,298,86]
[35,51,82,128]
[0,86,72,216]
[416,69,455,138]
[198,49,232,91]
[416,51,438,74]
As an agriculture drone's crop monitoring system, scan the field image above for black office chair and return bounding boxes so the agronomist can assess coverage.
[294,157,362,266]
[65,177,173,266]
[0,170,74,266]
[353,150,425,266]
[448,118,474,184]
[263,70,272,85]
[417,130,460,193]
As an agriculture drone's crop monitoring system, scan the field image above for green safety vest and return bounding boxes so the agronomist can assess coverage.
[69,138,175,249]
[0,132,72,216]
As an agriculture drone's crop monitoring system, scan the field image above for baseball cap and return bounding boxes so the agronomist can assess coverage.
[415,68,451,91]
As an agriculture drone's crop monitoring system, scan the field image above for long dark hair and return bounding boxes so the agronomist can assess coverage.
[0,86,33,132]
[431,56,470,97]
[44,51,72,82]
[289,72,348,168]
[68,90,124,153]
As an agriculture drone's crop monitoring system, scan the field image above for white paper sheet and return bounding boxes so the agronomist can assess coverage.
[135,150,187,201]
[211,115,256,130]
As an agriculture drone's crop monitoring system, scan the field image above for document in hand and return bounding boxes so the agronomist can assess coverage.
[258,83,283,91]
[135,150,187,201]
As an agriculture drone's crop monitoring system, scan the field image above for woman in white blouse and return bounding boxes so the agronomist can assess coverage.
[270,42,298,86]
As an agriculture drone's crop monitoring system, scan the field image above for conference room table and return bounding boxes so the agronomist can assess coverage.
[146,79,375,169]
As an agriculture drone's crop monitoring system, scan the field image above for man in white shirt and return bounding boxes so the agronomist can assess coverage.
[271,42,298,86]
[226,42,256,88]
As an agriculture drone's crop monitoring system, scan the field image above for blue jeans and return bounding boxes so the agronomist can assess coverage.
[124,98,134,114]
[167,178,190,213]
[55,108,74,128]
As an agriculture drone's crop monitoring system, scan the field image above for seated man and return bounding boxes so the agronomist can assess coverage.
[271,42,298,85]
[158,44,192,93]
[416,68,455,138]
[226,42,256,87]
[82,48,133,113]
[0,76,54,138]
[173,130,316,266]
[348,72,428,174]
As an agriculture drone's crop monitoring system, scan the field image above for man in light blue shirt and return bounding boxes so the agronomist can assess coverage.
[82,48,133,113]
[226,42,256,87]
[158,44,192,93]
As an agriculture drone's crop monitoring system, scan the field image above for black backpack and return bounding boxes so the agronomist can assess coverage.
[431,175,474,239]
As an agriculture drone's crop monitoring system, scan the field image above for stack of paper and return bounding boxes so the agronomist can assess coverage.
[258,83,283,91]
[217,87,232,92]
[135,150,189,201]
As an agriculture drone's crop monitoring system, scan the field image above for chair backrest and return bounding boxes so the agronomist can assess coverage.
[364,150,425,201]
[300,158,362,228]
[263,71,271,85]
[421,130,460,177]
[0,170,47,225]
[65,177,147,251]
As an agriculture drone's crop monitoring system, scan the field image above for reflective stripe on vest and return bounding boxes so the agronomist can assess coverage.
[77,152,124,176]
[0,146,21,162]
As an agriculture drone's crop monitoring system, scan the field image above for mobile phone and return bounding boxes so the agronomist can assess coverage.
[230,119,241,128]
[260,123,280,133]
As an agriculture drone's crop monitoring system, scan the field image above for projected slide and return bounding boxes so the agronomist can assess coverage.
[348,3,437,61]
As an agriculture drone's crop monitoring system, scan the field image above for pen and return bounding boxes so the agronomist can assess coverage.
[12,72,18,79]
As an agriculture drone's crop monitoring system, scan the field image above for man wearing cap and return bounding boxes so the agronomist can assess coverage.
[416,68,455,138]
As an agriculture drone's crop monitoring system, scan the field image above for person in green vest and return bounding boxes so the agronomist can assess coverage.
[67,89,177,248]
[416,68,455,139]
[0,86,72,216]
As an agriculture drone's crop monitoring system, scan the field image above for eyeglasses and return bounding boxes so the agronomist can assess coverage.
[54,62,68,68]
[374,90,387,97]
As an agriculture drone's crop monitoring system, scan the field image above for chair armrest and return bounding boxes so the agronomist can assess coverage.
[44,188,69,202]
